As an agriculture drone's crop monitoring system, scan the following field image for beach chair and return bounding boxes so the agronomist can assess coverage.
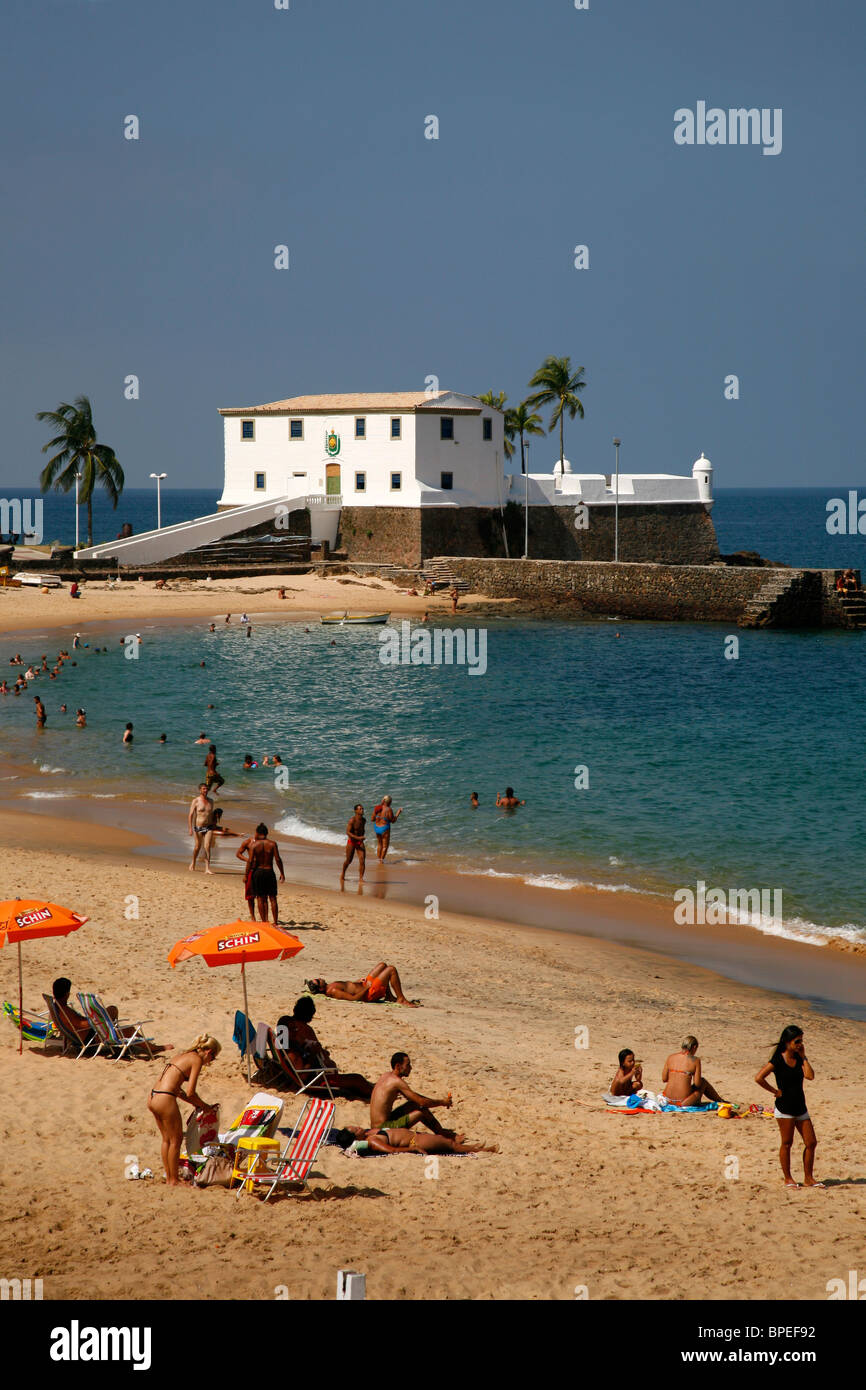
[237,1096,335,1201]
[3,1001,59,1045]
[78,992,156,1061]
[220,1092,284,1148]
[265,1024,335,1100]
[42,994,102,1058]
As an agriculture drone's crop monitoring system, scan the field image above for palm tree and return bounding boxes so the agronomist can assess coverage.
[478,390,515,462]
[526,356,586,475]
[509,401,545,475]
[36,396,124,546]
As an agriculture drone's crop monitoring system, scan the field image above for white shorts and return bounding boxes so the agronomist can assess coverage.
[774,1107,810,1122]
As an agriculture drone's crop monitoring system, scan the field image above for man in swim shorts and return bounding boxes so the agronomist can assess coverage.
[305,962,420,1007]
[370,1052,455,1136]
[204,743,224,794]
[236,822,285,924]
[188,783,216,873]
[340,804,366,884]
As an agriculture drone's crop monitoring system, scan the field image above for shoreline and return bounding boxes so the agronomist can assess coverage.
[4,798,866,1022]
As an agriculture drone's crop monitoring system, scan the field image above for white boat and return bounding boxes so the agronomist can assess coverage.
[13,572,63,588]
[321,611,391,626]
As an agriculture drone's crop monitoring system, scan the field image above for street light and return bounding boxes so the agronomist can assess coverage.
[149,472,167,530]
[523,439,530,559]
[74,471,82,551]
[612,438,621,562]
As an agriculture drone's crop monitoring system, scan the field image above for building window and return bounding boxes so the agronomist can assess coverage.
[292,471,306,477]
[241,420,255,440]
[390,472,402,491]
[355,417,366,439]
[289,419,304,440]
[482,416,493,441]
[440,471,453,490]
[440,417,454,441]
[254,472,266,491]
[390,417,401,439]
[355,472,366,492]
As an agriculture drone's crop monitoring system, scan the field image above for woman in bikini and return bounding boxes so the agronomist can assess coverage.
[146,1034,221,1186]
[305,961,420,1007]
[372,795,403,863]
[755,1025,821,1189]
[661,1035,727,1107]
[333,1125,497,1155]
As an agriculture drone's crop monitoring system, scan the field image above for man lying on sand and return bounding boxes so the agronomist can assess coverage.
[661,1034,728,1107]
[370,1052,455,1136]
[305,962,420,1007]
[332,1125,497,1155]
[610,1048,643,1096]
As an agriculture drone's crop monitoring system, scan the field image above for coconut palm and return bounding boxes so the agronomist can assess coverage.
[509,401,545,474]
[36,396,124,546]
[478,390,515,461]
[526,356,586,474]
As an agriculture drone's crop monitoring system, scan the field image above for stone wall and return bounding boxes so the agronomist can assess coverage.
[437,557,779,622]
[336,502,719,566]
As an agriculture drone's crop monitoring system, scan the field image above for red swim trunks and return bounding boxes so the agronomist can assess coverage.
[362,974,386,1003]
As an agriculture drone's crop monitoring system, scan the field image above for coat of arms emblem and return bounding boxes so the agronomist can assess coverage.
[325,429,341,457]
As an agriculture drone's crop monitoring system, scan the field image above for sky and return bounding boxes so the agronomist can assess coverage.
[1,0,863,491]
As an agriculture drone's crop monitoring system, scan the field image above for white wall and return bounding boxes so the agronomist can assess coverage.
[75,494,311,565]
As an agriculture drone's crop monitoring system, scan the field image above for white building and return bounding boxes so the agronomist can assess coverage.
[218,391,507,511]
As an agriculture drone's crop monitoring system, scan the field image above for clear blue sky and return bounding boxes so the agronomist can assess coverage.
[1,0,862,489]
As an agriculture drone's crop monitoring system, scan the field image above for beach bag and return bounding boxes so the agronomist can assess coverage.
[194,1154,234,1188]
[185,1104,221,1155]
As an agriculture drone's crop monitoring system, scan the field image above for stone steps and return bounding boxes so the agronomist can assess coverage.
[738,570,807,628]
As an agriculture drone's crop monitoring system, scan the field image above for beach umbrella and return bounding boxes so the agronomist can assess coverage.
[167,920,304,1083]
[0,899,90,1055]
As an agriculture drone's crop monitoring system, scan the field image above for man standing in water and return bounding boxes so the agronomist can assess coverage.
[340,803,366,884]
[34,695,46,727]
[204,743,224,795]
[188,782,216,873]
[236,823,285,924]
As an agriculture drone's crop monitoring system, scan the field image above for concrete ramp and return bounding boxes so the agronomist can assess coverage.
[74,494,336,567]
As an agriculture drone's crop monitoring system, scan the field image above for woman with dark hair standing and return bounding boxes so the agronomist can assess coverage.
[755,1025,822,1189]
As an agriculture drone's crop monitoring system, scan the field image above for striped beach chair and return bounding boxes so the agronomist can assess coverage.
[238,1096,335,1201]
[265,1024,336,1100]
[42,994,102,1058]
[3,1001,59,1045]
[78,993,156,1061]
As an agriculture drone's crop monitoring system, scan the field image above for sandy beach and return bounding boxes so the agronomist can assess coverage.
[1,810,864,1302]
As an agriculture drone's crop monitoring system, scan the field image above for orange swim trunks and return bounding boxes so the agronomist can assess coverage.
[362,974,387,1003]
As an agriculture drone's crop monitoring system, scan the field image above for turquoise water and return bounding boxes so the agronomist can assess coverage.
[2,613,864,946]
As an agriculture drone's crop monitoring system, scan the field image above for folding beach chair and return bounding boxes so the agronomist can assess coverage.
[3,1001,59,1045]
[265,1024,335,1100]
[220,1092,284,1147]
[236,1096,335,1201]
[78,993,156,1061]
[42,994,101,1058]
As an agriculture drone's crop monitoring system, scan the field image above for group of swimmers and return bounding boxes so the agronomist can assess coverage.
[611,1028,822,1188]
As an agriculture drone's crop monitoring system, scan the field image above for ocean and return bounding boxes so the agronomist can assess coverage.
[1,485,864,950]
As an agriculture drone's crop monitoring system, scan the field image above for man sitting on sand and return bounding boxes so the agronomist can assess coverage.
[331,1124,497,1156]
[661,1034,728,1107]
[370,1052,455,1136]
[275,998,373,1100]
[610,1048,644,1096]
[305,962,420,1007]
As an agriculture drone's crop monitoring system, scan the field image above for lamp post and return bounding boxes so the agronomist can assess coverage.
[523,440,530,559]
[74,471,82,551]
[612,438,621,562]
[149,472,167,530]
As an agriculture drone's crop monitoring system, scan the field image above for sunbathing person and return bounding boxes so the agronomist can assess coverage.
[52,977,171,1054]
[610,1048,643,1096]
[661,1034,727,1107]
[305,962,420,1007]
[333,1124,497,1155]
[146,1034,221,1186]
[370,1051,455,1137]
[274,999,373,1101]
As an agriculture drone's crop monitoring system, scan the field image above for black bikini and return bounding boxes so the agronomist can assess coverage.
[150,1059,187,1099]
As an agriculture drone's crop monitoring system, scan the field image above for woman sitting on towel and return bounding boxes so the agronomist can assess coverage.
[610,1049,643,1096]
[147,1034,221,1187]
[661,1035,727,1108]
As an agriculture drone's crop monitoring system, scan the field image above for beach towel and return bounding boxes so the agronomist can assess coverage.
[602,1091,719,1115]
[220,1091,284,1147]
[233,1010,255,1057]
[3,1001,57,1043]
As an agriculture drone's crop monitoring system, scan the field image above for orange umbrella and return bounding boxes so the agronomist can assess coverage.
[168,920,304,1082]
[0,900,90,1054]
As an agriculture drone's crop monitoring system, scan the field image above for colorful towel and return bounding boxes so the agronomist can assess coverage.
[3,1001,57,1042]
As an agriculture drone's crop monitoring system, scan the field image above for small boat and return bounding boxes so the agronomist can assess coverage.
[321,611,391,626]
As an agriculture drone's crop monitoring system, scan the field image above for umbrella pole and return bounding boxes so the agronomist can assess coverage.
[241,961,251,1085]
[18,942,23,1055]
